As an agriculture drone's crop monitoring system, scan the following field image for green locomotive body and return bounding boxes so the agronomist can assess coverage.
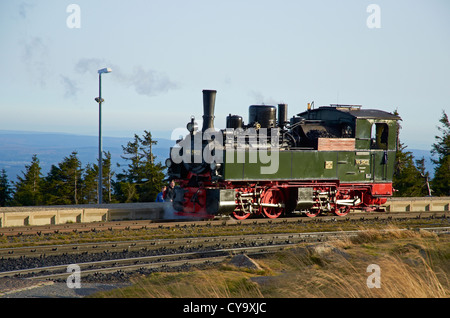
[166,90,400,219]
[223,106,398,182]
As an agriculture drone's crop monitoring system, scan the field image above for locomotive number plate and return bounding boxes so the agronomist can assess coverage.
[324,161,333,169]
[355,159,370,165]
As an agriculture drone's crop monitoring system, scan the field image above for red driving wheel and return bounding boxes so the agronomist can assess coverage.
[232,209,251,220]
[261,187,285,219]
[305,209,321,217]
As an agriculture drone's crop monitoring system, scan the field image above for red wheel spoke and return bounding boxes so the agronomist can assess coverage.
[333,206,350,216]
[305,210,321,217]
[261,188,285,219]
[232,210,250,220]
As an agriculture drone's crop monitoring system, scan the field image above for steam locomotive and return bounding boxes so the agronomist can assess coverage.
[165,89,400,219]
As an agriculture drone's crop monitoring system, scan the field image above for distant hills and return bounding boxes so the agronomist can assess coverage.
[0,130,436,183]
[0,130,175,182]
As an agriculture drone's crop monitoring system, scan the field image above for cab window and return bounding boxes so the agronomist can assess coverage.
[371,123,388,149]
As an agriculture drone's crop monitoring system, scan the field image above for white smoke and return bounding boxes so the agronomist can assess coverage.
[161,202,205,220]
[75,58,179,97]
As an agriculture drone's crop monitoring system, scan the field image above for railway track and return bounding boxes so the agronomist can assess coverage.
[1,226,449,282]
[0,210,448,237]
[0,230,362,260]
[0,208,448,285]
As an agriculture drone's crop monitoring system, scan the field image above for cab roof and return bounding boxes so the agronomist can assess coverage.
[297,105,401,121]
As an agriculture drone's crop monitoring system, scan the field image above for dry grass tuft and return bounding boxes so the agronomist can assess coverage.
[96,270,264,298]
[263,227,449,298]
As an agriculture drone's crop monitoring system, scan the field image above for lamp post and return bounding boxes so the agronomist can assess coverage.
[95,67,112,204]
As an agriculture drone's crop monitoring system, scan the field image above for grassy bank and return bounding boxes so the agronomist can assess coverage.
[91,226,449,298]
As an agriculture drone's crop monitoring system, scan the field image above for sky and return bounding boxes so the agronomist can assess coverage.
[0,0,449,150]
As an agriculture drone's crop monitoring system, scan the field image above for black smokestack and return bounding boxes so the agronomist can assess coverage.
[278,103,288,128]
[202,89,216,132]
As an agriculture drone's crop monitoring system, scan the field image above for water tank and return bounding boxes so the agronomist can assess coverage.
[226,114,243,129]
[248,105,276,129]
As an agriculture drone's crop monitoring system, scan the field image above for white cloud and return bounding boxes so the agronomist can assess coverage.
[75,58,179,97]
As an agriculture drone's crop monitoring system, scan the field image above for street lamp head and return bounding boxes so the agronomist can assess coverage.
[98,67,112,74]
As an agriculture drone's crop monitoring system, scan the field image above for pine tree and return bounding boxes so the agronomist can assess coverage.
[82,163,98,204]
[78,151,115,204]
[393,142,426,196]
[115,131,165,202]
[0,169,13,207]
[13,154,43,206]
[431,110,450,196]
[391,109,426,197]
[115,134,140,202]
[415,157,432,196]
[42,151,83,205]
[138,131,165,202]
[42,165,61,205]
[102,151,115,203]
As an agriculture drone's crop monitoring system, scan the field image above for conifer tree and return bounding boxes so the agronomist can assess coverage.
[115,131,164,202]
[415,157,431,196]
[391,110,426,196]
[82,163,98,204]
[0,169,13,207]
[431,111,450,196]
[42,151,83,205]
[79,151,115,204]
[102,151,115,203]
[13,154,43,206]
[393,142,426,196]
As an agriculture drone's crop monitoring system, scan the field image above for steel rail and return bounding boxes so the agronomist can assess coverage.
[1,226,448,281]
[0,212,448,258]
[0,211,448,237]
[0,230,354,259]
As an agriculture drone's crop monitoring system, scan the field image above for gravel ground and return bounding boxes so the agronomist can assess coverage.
[0,277,129,298]
[0,245,226,273]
